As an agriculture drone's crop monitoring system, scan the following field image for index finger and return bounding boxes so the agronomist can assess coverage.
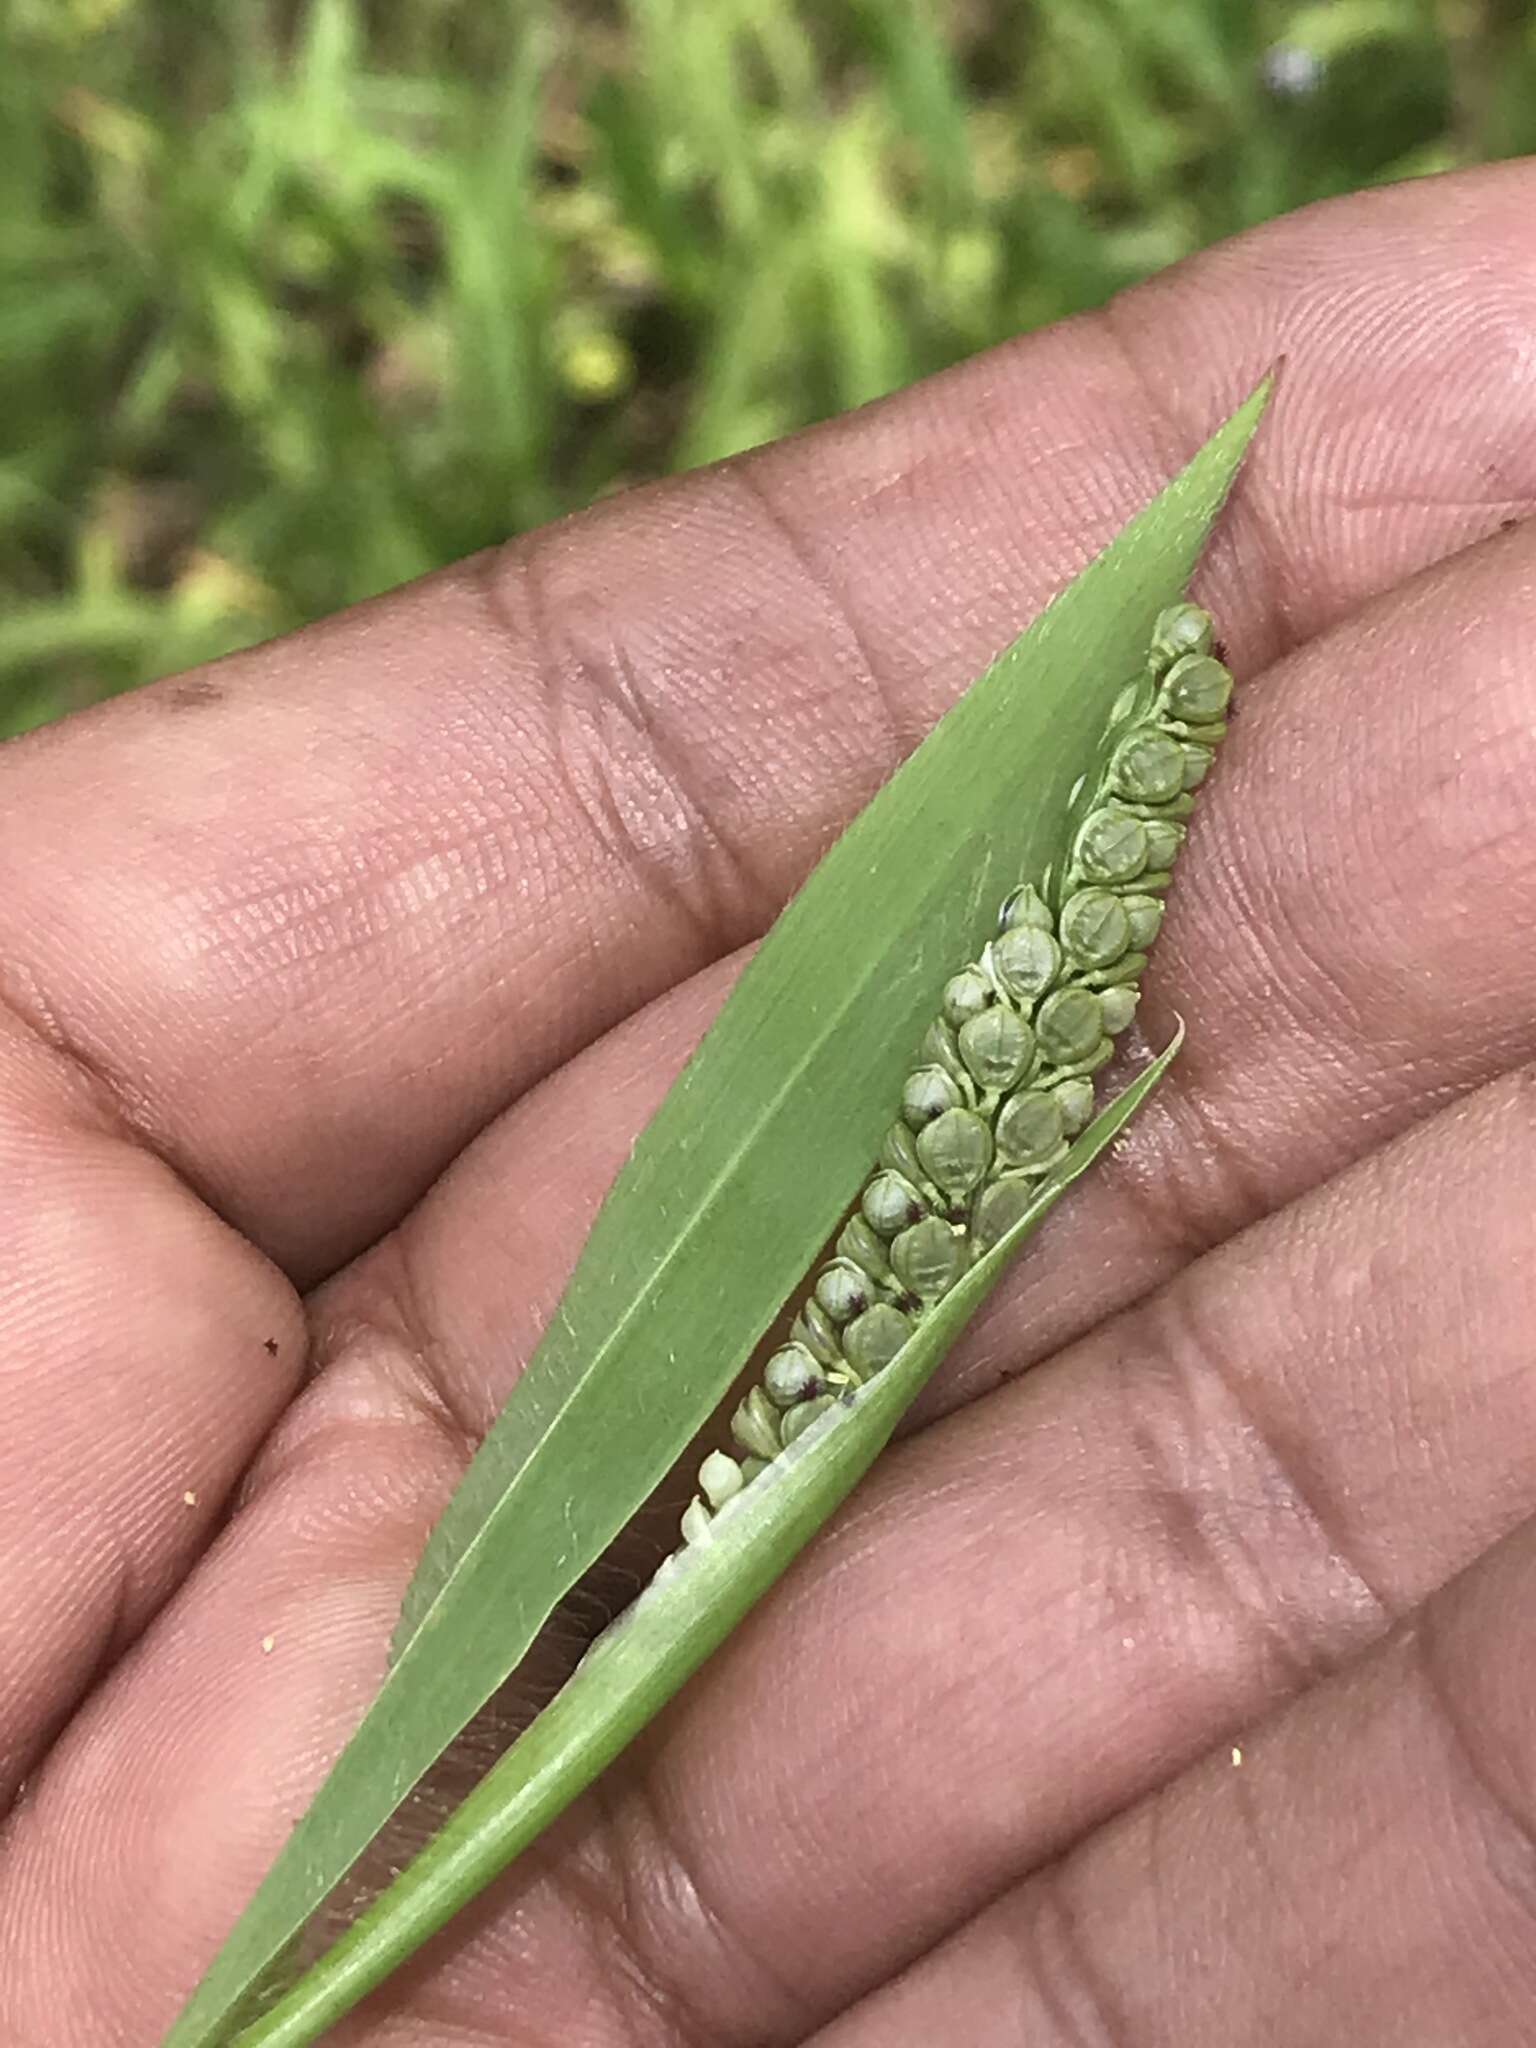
[3,162,1532,1282]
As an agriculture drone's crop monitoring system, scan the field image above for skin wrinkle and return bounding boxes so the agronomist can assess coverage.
[287,1319,461,1485]
[0,1547,132,1832]
[537,516,721,895]
[520,464,905,968]
[1009,1865,1141,2048]
[477,1828,698,2048]
[1094,299,1211,489]
[1076,1067,1268,1290]
[0,963,174,1175]
[1195,698,1388,1069]
[355,1224,490,1468]
[521,539,734,962]
[729,463,905,774]
[1412,1604,1536,1931]
[581,1767,756,2048]
[1095,305,1290,673]
[1140,1258,1393,1656]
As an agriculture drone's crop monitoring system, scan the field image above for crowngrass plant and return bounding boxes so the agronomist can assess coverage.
[166,384,1268,2048]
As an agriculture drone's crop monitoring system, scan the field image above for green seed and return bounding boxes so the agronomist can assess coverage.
[957,1005,1034,1091]
[1036,985,1104,1065]
[1080,949,1147,990]
[889,1216,968,1300]
[739,1456,769,1484]
[1149,602,1213,672]
[991,924,1061,1003]
[997,882,1054,933]
[861,1169,927,1238]
[815,1258,871,1325]
[792,1300,843,1367]
[1059,888,1131,969]
[1122,894,1164,949]
[915,1106,993,1198]
[902,1064,963,1129]
[732,1386,783,1461]
[1142,817,1184,871]
[994,1086,1066,1169]
[1054,1075,1096,1134]
[1075,808,1149,885]
[839,1214,892,1280]
[941,968,994,1027]
[974,1175,1039,1251]
[921,1018,969,1086]
[1163,651,1231,723]
[1079,1038,1114,1077]
[1109,731,1187,805]
[780,1393,836,1446]
[843,1303,913,1376]
[680,1498,713,1546]
[880,1120,927,1182]
[1181,742,1213,790]
[699,1450,745,1510]
[1100,984,1139,1035]
[763,1343,823,1409]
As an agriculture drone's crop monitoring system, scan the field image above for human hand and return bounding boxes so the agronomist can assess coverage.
[5,162,1536,2046]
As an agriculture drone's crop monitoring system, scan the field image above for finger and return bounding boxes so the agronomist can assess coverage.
[6,1059,1536,2043]
[810,1511,1536,2048]
[5,165,1536,1280]
[0,1008,305,1806]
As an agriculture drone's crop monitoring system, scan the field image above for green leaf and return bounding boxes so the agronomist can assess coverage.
[165,378,1268,2048]
[220,1032,1184,2048]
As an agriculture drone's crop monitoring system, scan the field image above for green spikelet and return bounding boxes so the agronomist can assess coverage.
[677,603,1229,1546]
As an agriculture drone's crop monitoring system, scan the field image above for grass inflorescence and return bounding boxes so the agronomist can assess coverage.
[675,601,1230,1550]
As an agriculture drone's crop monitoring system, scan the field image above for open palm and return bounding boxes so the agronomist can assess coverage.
[6,163,1536,2046]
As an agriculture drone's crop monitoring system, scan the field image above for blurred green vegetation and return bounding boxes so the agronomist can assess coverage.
[3,0,1534,733]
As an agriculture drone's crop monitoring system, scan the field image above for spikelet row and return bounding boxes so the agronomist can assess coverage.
[679,603,1232,1547]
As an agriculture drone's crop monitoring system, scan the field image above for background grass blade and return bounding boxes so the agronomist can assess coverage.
[224,1031,1183,2048]
[165,381,1267,2048]
[8,3,1513,735]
